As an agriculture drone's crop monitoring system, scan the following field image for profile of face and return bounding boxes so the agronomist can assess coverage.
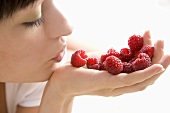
[0,0,73,82]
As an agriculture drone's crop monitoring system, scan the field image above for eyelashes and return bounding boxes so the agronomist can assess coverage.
[23,16,44,28]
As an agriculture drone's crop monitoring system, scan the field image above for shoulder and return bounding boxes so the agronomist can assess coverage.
[6,82,47,95]
[6,82,47,109]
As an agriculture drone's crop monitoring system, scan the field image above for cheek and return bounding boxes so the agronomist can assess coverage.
[0,39,53,82]
[0,45,40,72]
[1,38,41,63]
[0,21,55,82]
[0,32,46,74]
[3,27,47,64]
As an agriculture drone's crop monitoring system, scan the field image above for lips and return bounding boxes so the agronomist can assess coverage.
[53,48,66,62]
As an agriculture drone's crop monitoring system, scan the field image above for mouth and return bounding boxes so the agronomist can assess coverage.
[52,46,66,62]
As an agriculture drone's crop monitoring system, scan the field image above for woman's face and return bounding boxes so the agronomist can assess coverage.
[0,0,73,82]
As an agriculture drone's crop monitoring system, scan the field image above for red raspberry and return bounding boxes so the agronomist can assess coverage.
[104,56,123,75]
[134,51,140,58]
[119,48,135,62]
[100,54,110,63]
[128,35,144,52]
[86,58,100,70]
[71,33,153,74]
[122,62,134,73]
[140,44,154,59]
[107,47,120,58]
[132,53,151,71]
[129,57,136,63]
[99,62,106,70]
[100,48,120,63]
[71,50,88,67]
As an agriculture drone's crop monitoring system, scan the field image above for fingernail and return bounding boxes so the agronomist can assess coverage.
[156,67,165,74]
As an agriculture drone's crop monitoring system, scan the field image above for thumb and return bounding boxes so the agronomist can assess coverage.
[152,40,164,64]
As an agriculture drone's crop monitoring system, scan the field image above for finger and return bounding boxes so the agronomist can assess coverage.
[106,82,148,97]
[78,63,165,96]
[112,54,170,95]
[144,54,170,83]
[143,30,152,45]
[158,54,170,68]
[152,40,164,64]
[142,54,170,85]
[68,63,164,94]
[142,30,164,64]
[98,64,165,89]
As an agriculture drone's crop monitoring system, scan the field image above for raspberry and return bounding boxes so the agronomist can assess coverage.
[104,56,123,75]
[107,47,120,58]
[99,62,106,70]
[132,53,151,71]
[86,58,100,70]
[100,54,110,63]
[71,50,88,67]
[128,35,144,52]
[134,51,140,58]
[129,57,136,63]
[100,48,120,63]
[140,44,154,59]
[70,33,154,75]
[119,48,135,62]
[122,62,134,73]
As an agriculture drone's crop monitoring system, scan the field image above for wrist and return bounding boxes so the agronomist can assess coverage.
[38,81,66,113]
[62,96,74,113]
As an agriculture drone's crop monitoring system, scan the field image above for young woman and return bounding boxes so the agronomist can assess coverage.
[0,0,169,113]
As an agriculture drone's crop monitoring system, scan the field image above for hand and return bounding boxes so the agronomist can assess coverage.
[48,31,170,98]
[84,31,170,96]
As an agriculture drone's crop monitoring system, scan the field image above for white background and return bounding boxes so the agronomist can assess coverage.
[55,0,170,113]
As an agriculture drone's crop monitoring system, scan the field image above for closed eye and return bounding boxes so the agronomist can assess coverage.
[23,16,44,28]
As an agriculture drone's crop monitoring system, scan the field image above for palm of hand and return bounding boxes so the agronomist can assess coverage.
[49,31,170,98]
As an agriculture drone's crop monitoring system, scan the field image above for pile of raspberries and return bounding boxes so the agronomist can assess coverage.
[71,34,154,75]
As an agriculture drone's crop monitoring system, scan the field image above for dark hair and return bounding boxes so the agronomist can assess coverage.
[0,0,36,21]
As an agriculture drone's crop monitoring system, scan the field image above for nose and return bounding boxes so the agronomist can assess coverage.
[44,2,74,39]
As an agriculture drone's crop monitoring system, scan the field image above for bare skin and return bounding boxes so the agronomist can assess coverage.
[38,31,170,113]
[0,0,169,113]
